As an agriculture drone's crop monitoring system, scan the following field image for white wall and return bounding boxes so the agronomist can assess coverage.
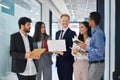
[38,0,61,34]
[110,0,115,80]
[104,0,115,80]
[104,0,110,80]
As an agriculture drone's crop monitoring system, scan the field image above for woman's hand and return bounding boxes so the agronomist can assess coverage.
[79,43,86,49]
[72,48,78,54]
[78,50,87,56]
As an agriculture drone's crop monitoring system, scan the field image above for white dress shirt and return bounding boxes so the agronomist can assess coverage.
[72,37,91,60]
[59,27,69,39]
[19,31,37,76]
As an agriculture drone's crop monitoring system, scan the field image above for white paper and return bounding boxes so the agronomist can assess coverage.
[47,40,66,52]
[72,36,83,43]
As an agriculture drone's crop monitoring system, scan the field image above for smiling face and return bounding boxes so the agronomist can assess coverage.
[60,16,70,29]
[79,23,88,35]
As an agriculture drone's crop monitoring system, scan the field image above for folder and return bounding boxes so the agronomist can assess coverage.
[31,48,46,59]
[72,36,83,44]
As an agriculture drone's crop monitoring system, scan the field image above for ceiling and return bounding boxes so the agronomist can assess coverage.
[52,0,96,22]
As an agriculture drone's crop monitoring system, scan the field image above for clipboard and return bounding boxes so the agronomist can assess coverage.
[31,48,46,59]
[73,40,83,44]
[72,36,83,44]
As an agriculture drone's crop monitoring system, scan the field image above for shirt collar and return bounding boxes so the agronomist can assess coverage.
[61,27,69,32]
[20,31,28,37]
[92,25,99,34]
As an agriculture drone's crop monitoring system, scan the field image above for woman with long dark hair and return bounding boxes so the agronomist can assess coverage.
[72,21,91,80]
[33,22,52,80]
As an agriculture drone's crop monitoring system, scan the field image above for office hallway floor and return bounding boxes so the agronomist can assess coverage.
[1,54,75,80]
[1,54,59,80]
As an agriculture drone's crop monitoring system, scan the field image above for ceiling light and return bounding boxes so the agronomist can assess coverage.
[35,12,39,15]
[31,18,36,21]
[71,12,75,14]
[70,10,74,12]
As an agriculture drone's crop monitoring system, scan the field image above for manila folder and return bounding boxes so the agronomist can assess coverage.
[31,48,46,58]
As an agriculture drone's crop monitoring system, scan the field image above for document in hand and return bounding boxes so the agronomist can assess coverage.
[31,48,46,59]
[47,40,66,52]
[72,36,83,44]
[78,48,86,53]
[72,36,86,52]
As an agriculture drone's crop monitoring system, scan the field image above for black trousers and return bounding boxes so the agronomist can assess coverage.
[17,74,36,80]
[57,66,73,80]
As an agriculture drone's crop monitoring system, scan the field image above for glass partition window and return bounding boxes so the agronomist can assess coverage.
[69,23,80,36]
[0,0,41,79]
[51,14,60,40]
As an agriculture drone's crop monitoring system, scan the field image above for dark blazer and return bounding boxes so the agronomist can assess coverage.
[56,28,76,67]
[10,32,36,73]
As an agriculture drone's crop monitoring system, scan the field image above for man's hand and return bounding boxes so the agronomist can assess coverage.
[25,52,32,59]
[79,43,86,49]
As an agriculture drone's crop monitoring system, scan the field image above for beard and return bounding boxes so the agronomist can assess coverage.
[25,30,30,33]
[24,27,30,33]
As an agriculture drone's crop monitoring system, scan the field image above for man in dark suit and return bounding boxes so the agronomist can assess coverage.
[55,14,76,80]
[10,17,38,80]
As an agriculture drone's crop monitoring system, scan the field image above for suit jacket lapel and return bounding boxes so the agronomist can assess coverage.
[18,32,33,52]
[28,35,33,51]
[56,31,61,39]
[18,32,26,52]
[63,28,70,39]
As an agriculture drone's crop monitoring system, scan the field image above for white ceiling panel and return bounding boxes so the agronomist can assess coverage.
[52,0,96,22]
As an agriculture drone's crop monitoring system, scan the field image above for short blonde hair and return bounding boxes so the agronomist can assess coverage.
[60,14,70,20]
